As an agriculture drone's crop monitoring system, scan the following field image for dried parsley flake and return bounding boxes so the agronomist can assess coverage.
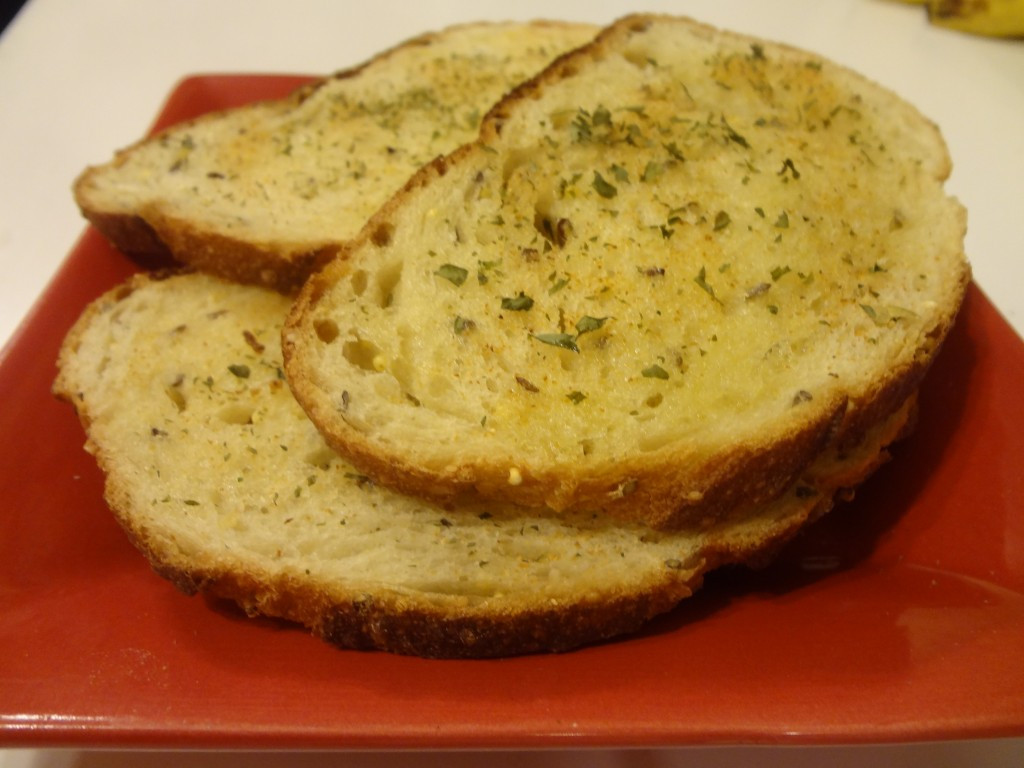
[501,292,534,311]
[592,171,618,198]
[642,364,670,380]
[435,264,468,286]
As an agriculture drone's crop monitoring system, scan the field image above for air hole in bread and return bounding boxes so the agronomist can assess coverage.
[370,222,394,248]
[645,392,664,409]
[622,45,652,70]
[350,270,368,297]
[549,110,571,130]
[374,261,403,309]
[304,445,336,469]
[218,404,254,425]
[343,338,384,372]
[638,430,675,452]
[502,147,534,186]
[314,318,339,344]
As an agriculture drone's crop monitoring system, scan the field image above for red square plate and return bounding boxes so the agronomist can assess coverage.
[1,75,1022,750]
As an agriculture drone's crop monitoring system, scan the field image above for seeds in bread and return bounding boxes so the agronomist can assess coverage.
[72,21,598,292]
[54,272,913,657]
[284,14,969,530]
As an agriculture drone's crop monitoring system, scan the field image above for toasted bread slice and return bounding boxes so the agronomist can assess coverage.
[284,14,969,530]
[73,21,597,292]
[54,272,912,657]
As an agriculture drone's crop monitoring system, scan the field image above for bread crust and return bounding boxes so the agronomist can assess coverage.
[284,14,970,530]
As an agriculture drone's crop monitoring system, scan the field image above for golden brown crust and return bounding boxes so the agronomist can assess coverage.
[136,208,339,293]
[76,208,170,261]
[155,556,700,658]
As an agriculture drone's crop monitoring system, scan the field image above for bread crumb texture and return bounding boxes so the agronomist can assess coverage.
[285,15,968,525]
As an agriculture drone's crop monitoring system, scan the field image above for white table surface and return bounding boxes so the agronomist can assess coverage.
[1,1,1022,765]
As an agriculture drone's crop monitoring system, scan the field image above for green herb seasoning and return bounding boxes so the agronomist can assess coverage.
[548,275,569,294]
[778,158,801,179]
[532,315,607,353]
[477,259,502,285]
[501,292,534,311]
[642,160,666,182]
[575,315,608,335]
[592,171,618,198]
[610,164,630,183]
[228,364,250,378]
[721,115,750,149]
[533,333,579,352]
[695,266,721,303]
[642,364,670,380]
[435,263,468,286]
[664,142,686,162]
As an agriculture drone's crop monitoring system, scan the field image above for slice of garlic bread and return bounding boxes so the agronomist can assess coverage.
[73,21,597,292]
[284,14,968,530]
[54,272,911,657]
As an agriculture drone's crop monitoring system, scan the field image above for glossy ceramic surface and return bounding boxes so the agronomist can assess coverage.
[0,76,1022,750]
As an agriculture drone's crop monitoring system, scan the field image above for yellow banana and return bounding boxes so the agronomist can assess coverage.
[926,0,1024,37]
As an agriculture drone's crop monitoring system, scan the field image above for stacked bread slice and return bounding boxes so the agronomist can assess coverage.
[57,15,969,657]
[72,21,598,292]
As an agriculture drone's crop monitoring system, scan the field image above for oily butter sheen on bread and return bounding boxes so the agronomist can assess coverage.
[284,14,969,530]
[55,272,914,657]
[73,21,597,292]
